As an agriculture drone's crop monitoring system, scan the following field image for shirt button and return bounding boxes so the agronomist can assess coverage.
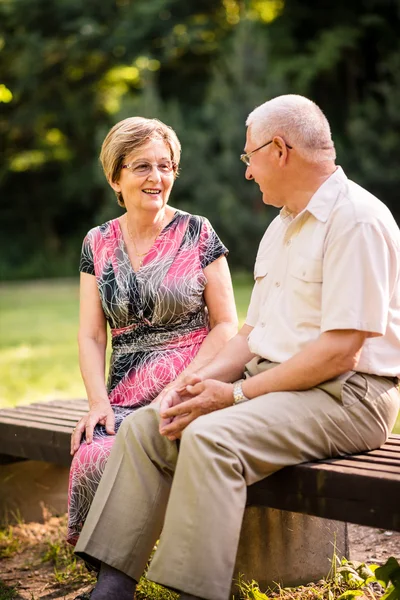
[275,281,281,287]
[261,322,265,328]
[286,239,291,246]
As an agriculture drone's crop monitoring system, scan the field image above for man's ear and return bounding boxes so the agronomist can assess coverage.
[273,137,288,160]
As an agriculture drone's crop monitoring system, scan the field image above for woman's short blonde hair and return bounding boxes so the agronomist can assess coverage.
[100,117,182,207]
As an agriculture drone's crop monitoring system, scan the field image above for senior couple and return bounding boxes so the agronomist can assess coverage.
[70,94,400,600]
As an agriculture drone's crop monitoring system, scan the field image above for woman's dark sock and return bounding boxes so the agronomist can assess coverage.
[90,562,137,600]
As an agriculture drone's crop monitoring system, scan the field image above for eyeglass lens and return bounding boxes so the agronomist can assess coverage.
[125,161,174,175]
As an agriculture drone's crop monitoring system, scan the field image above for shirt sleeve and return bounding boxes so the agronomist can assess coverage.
[321,222,397,335]
[79,233,95,275]
[199,218,228,269]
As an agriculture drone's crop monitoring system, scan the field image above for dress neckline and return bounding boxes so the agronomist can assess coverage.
[115,210,182,274]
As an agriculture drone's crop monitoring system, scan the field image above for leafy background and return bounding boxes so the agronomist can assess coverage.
[1,0,400,280]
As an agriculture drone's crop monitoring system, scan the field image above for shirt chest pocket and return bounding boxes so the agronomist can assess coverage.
[289,255,323,325]
[289,255,323,283]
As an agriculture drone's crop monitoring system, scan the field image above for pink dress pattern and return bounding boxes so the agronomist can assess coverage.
[67,210,228,544]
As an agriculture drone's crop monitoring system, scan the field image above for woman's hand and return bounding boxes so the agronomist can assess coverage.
[70,400,115,455]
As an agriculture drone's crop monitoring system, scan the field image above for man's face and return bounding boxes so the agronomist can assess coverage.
[244,128,284,209]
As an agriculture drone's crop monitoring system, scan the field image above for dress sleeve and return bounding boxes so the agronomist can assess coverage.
[199,218,228,269]
[79,233,95,275]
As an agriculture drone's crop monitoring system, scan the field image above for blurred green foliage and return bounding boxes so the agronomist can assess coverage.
[1,0,399,279]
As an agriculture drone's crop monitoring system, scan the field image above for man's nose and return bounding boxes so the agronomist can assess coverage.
[245,165,253,180]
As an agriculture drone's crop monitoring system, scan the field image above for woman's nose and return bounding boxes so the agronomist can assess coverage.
[147,165,162,182]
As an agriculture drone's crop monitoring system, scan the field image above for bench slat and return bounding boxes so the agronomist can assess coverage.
[381,436,400,446]
[364,448,400,458]
[0,410,80,428]
[1,406,87,421]
[43,399,89,409]
[324,455,400,470]
[306,461,400,478]
[2,404,85,414]
[0,416,73,433]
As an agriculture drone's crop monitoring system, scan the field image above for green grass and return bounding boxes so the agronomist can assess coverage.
[235,555,400,600]
[0,280,84,407]
[0,580,18,600]
[0,276,252,409]
[0,276,399,435]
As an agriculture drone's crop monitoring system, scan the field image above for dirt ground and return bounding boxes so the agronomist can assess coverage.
[0,517,399,600]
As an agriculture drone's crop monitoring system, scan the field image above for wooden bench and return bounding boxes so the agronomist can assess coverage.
[0,398,399,531]
[1,398,399,591]
[0,399,89,467]
[247,434,400,532]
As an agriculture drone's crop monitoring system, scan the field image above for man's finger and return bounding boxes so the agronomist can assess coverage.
[161,397,197,418]
[185,381,205,396]
[159,415,174,432]
[185,374,202,387]
[161,412,194,438]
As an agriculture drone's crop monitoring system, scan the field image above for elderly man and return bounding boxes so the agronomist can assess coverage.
[75,95,400,600]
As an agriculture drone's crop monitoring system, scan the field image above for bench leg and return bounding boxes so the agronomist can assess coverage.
[0,460,69,525]
[232,506,348,596]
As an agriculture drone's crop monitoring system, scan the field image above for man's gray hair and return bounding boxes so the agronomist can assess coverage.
[246,95,336,162]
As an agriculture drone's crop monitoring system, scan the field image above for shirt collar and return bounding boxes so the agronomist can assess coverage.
[305,166,347,222]
[280,166,347,224]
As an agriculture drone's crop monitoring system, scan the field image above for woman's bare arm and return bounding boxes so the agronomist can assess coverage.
[178,255,238,376]
[71,272,115,454]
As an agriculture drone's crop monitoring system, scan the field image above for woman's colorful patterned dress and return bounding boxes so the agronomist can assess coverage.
[67,210,228,544]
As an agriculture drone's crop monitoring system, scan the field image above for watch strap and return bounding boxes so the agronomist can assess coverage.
[232,379,249,405]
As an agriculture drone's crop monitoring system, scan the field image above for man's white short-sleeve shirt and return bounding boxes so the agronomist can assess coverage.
[246,167,400,376]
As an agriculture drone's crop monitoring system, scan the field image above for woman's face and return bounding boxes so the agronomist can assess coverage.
[111,139,175,214]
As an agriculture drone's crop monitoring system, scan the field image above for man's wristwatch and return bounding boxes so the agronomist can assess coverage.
[232,379,249,405]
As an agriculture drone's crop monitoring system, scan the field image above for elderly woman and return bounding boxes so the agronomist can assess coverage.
[67,117,238,545]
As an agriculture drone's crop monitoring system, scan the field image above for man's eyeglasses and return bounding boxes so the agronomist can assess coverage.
[240,139,293,166]
[122,160,176,176]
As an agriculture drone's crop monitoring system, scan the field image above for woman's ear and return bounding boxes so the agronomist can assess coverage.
[109,178,121,193]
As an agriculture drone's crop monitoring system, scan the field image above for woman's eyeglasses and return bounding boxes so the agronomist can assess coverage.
[122,161,176,176]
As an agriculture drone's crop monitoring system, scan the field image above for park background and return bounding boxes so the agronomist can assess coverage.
[0,0,399,433]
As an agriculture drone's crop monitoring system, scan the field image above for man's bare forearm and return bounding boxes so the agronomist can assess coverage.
[177,321,238,381]
[196,325,255,382]
[242,329,367,399]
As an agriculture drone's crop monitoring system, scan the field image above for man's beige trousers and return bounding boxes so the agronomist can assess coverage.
[75,359,400,600]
